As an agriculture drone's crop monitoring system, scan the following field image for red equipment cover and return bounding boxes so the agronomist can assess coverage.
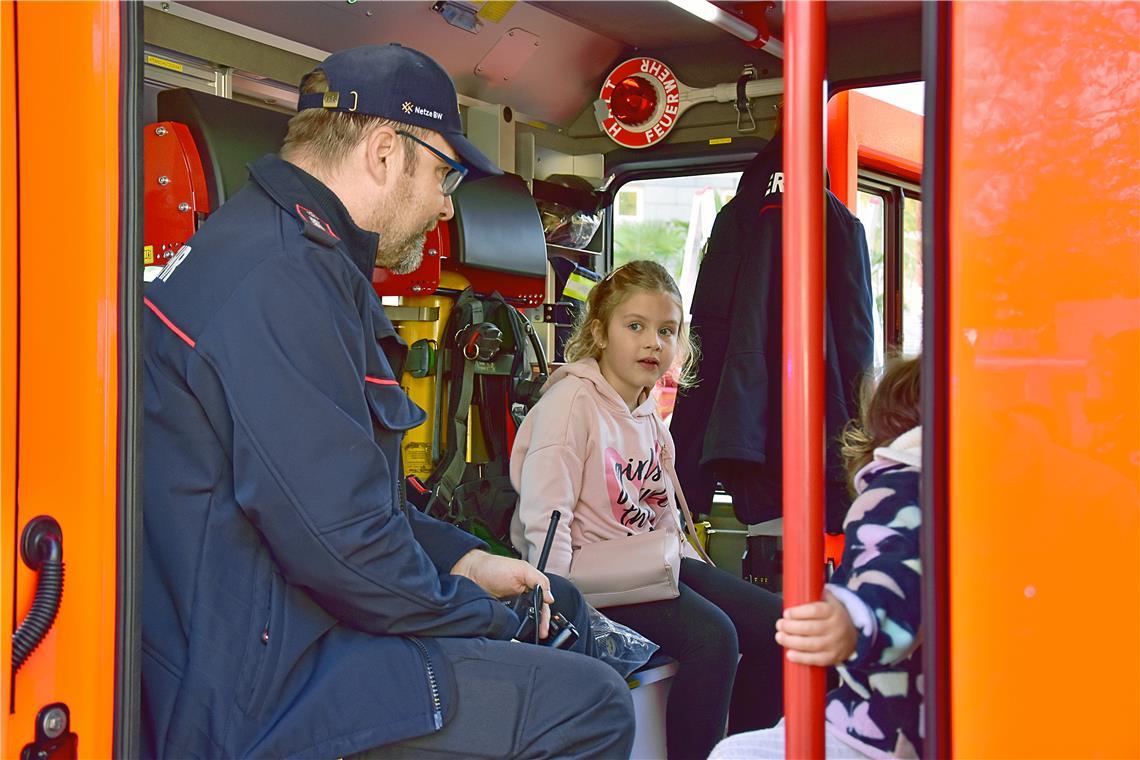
[442,249,545,307]
[143,121,208,268]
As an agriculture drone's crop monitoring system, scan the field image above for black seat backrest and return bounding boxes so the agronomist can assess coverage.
[450,173,547,279]
[157,88,290,212]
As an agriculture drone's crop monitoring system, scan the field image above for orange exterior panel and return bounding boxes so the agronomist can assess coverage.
[851,92,922,185]
[948,2,1140,755]
[827,90,924,208]
[826,90,855,207]
[1,0,19,745]
[3,2,121,757]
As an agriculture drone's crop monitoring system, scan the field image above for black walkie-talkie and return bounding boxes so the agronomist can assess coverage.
[517,511,559,643]
[532,510,561,643]
[512,511,577,648]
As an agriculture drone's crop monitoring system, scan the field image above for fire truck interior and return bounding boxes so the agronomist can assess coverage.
[138,1,922,755]
[8,1,1140,758]
[141,0,923,545]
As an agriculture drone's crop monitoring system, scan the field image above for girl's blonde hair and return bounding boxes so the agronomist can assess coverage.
[839,354,922,490]
[563,260,700,387]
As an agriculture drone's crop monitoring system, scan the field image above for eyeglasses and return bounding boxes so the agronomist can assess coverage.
[395,130,468,196]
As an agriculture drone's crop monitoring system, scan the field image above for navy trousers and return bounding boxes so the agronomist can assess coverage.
[355,574,635,759]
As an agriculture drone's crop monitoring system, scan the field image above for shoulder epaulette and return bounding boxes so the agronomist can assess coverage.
[294,203,340,248]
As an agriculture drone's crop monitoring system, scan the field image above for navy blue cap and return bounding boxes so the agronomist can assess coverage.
[297,44,503,179]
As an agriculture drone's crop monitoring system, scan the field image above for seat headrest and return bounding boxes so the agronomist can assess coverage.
[450,173,547,279]
[157,89,290,211]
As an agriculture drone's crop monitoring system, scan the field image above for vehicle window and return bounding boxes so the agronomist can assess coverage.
[848,80,924,361]
[611,172,741,421]
[615,187,644,220]
[857,190,887,370]
[903,196,923,355]
[612,172,742,312]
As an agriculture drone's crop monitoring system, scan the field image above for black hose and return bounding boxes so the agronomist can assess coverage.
[12,525,64,674]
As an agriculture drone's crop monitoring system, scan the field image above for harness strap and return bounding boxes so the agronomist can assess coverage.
[657,419,715,566]
[676,482,715,566]
[428,289,484,512]
[431,356,475,508]
[425,289,548,527]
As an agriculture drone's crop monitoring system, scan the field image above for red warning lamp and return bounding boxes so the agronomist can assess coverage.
[610,76,658,126]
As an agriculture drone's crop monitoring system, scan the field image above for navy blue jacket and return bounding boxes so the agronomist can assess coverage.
[671,135,874,531]
[141,155,518,759]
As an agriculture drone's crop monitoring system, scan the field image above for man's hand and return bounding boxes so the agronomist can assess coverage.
[451,550,553,638]
[774,591,858,666]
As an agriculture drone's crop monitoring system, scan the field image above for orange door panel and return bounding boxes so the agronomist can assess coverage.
[3,2,122,757]
[1,0,19,746]
[948,2,1140,755]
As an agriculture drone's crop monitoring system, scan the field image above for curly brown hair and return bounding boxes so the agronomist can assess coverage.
[839,354,922,491]
[563,260,700,388]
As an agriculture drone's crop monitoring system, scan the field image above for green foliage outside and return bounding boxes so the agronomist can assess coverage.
[612,219,690,282]
[858,191,925,362]
[861,201,886,318]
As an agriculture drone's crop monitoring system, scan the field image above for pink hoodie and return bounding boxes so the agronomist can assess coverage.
[510,358,701,577]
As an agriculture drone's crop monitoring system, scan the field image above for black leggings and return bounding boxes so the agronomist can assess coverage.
[602,558,784,760]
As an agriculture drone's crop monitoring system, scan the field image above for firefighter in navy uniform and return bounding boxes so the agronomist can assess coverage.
[140,45,633,760]
[671,130,874,534]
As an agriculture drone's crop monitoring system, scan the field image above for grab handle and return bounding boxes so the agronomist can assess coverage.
[12,516,65,673]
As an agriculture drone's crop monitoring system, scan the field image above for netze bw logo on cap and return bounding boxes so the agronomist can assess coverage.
[402,100,444,120]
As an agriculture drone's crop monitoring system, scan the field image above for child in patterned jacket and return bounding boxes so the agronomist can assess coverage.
[710,355,923,759]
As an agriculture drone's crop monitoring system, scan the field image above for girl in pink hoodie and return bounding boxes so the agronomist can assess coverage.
[511,260,784,759]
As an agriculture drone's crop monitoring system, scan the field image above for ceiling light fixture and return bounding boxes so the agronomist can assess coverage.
[668,0,784,58]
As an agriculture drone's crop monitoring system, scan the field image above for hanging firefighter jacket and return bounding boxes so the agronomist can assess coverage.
[670,134,874,532]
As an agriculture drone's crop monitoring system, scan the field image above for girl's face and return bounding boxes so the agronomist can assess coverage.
[593,289,682,410]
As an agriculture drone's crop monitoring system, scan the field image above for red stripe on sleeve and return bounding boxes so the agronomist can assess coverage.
[144,297,196,348]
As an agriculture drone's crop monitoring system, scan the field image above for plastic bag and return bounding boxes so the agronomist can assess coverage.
[538,173,601,249]
[541,205,602,249]
[588,605,659,678]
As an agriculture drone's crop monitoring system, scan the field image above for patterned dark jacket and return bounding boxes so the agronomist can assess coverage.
[824,427,923,758]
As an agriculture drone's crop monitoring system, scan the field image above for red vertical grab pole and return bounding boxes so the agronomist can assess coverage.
[783,0,827,757]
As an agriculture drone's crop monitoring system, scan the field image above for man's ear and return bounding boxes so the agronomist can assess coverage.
[363,125,400,186]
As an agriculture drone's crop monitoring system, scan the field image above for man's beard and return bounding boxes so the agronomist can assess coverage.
[381,230,427,275]
[373,175,430,275]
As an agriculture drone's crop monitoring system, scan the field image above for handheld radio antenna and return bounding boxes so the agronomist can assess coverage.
[531,511,561,644]
[535,510,561,572]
